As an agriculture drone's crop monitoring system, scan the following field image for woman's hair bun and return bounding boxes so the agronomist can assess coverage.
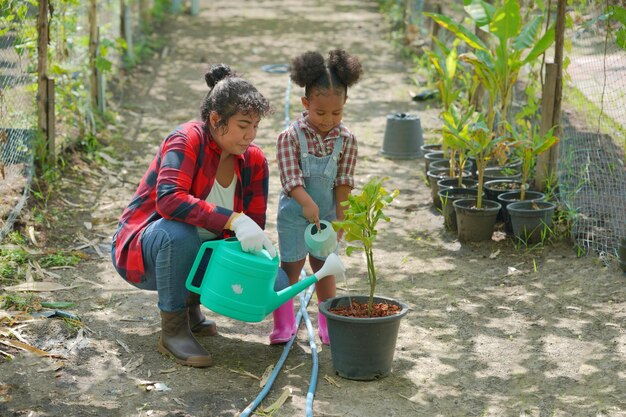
[205,64,234,88]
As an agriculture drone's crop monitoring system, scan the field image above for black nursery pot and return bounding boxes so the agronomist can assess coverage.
[424,151,446,176]
[497,190,546,233]
[507,200,556,245]
[319,296,409,381]
[438,187,483,232]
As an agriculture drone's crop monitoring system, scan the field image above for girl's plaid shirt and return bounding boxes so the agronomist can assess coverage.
[276,115,357,195]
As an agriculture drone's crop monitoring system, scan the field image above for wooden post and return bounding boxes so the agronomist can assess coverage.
[171,0,181,14]
[430,3,442,48]
[124,4,134,61]
[534,0,565,191]
[36,0,50,168]
[96,28,106,113]
[89,0,98,111]
[46,77,55,158]
[120,0,126,40]
[535,63,558,190]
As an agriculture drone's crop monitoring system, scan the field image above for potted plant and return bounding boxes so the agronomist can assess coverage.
[446,114,505,241]
[497,120,559,232]
[508,120,559,201]
[319,177,408,381]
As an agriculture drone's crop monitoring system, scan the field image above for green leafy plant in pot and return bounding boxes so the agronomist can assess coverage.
[319,177,408,380]
[446,113,507,241]
[507,120,559,200]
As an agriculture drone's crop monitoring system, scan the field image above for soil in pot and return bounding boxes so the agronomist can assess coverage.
[329,299,402,318]
[507,200,556,245]
[497,190,546,233]
[453,198,501,242]
[438,187,483,232]
[320,296,409,381]
[483,179,522,204]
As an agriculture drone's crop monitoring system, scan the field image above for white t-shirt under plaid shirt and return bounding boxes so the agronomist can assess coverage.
[276,113,358,195]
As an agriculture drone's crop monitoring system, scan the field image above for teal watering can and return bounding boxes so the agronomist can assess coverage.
[185,238,345,322]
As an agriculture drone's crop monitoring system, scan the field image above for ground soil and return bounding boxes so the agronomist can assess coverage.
[1,1,625,416]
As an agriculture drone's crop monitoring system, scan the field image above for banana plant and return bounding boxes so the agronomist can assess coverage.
[426,37,463,114]
[506,120,559,200]
[445,112,507,208]
[442,105,474,185]
[426,0,556,138]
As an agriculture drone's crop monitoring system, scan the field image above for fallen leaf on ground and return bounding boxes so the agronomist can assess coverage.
[260,387,292,413]
[324,374,341,387]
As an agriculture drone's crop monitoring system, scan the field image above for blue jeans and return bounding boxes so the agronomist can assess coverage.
[117,219,290,313]
[137,219,202,312]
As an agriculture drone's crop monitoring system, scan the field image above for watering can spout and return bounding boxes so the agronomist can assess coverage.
[272,253,345,311]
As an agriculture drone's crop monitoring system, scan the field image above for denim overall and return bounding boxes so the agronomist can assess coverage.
[277,125,343,262]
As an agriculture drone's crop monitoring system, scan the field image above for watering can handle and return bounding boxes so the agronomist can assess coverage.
[185,240,221,294]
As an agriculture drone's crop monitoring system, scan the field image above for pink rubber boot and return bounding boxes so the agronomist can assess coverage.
[318,302,330,345]
[269,299,296,345]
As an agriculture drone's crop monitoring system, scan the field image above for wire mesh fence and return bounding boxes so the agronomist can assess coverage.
[560,4,626,261]
[0,0,179,243]
[0,8,37,242]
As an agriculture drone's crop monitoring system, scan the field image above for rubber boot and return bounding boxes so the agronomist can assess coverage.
[158,310,212,367]
[318,301,330,345]
[269,299,296,345]
[187,293,217,336]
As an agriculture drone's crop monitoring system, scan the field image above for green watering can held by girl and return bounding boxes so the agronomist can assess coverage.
[186,237,345,322]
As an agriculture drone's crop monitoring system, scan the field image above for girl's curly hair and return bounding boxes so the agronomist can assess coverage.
[290,49,363,97]
[200,64,272,129]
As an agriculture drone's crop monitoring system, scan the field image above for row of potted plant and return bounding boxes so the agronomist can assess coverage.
[421,0,560,244]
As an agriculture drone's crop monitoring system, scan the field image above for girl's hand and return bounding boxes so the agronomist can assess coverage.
[302,202,320,229]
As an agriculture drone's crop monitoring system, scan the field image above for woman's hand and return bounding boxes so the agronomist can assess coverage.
[229,213,277,257]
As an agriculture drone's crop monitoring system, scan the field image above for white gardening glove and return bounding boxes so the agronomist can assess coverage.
[230,213,277,258]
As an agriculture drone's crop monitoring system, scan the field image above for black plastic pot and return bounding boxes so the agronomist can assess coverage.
[483,166,522,182]
[497,190,546,233]
[428,170,472,209]
[424,151,446,176]
[438,187,483,232]
[453,198,501,242]
[420,143,442,156]
[483,179,523,204]
[507,200,556,245]
[319,295,409,381]
[380,113,423,159]
[437,177,478,190]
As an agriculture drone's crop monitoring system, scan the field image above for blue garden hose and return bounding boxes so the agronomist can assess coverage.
[300,289,319,416]
[239,65,319,417]
[239,271,317,417]
[260,64,291,130]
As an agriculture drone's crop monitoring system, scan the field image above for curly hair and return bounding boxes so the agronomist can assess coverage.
[289,49,363,97]
[200,64,272,129]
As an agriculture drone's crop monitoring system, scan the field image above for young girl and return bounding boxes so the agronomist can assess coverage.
[272,49,363,345]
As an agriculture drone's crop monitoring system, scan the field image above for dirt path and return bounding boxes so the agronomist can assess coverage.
[1,1,625,416]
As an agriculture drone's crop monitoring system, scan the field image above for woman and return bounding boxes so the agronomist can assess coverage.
[111,64,275,368]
